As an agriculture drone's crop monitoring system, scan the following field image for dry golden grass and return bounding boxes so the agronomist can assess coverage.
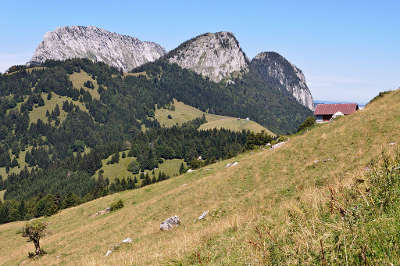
[156,100,274,134]
[1,90,399,265]
[69,71,100,100]
[0,190,5,201]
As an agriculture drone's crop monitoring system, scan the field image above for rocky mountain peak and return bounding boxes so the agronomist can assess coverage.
[165,31,249,82]
[250,52,314,110]
[28,26,166,72]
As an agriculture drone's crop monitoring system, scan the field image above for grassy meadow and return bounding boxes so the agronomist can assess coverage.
[29,93,88,125]
[0,147,33,180]
[94,151,185,182]
[69,70,101,100]
[1,90,400,264]
[155,100,274,135]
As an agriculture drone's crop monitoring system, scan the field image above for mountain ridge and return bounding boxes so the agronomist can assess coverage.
[28,26,314,109]
[28,26,166,72]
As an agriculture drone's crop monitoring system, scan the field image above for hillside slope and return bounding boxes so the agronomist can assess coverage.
[1,90,400,264]
[155,100,274,134]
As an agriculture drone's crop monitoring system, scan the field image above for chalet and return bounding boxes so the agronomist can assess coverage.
[314,103,359,123]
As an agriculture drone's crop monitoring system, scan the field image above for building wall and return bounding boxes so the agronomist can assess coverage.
[315,115,332,123]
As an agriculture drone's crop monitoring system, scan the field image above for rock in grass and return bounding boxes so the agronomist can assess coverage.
[225,162,238,168]
[122,237,132,243]
[160,216,181,231]
[95,207,111,216]
[198,210,209,220]
[105,250,112,257]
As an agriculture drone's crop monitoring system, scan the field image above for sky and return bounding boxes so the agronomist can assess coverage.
[1,0,399,103]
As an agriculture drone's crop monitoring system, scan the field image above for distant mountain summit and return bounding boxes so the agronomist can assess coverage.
[28,26,166,72]
[164,33,313,109]
[165,32,249,82]
[250,52,313,110]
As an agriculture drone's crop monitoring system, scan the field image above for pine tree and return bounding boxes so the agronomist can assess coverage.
[53,104,60,117]
[18,201,27,220]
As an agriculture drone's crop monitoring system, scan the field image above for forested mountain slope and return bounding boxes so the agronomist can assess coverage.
[155,100,274,135]
[0,87,399,264]
[0,59,275,223]
[134,60,312,134]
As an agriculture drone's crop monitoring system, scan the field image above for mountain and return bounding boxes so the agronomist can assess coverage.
[250,52,314,109]
[1,87,398,265]
[134,60,312,134]
[164,32,313,109]
[28,26,166,72]
[27,28,313,109]
[0,58,276,202]
[165,31,249,82]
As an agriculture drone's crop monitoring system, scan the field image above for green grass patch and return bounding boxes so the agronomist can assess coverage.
[94,151,185,181]
[123,72,148,78]
[69,71,100,100]
[0,147,33,179]
[156,100,274,134]
[0,190,5,201]
[29,93,88,125]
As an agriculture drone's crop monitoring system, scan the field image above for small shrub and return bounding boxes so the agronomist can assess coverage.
[297,116,316,133]
[110,199,124,212]
[367,90,391,105]
[127,160,140,174]
[22,220,47,257]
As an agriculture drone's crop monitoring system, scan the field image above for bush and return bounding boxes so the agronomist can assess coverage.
[297,116,316,133]
[367,90,391,105]
[22,220,47,257]
[190,159,204,169]
[110,199,124,212]
[127,160,140,174]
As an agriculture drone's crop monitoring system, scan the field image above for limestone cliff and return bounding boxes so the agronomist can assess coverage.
[165,32,249,82]
[28,26,166,72]
[250,52,313,110]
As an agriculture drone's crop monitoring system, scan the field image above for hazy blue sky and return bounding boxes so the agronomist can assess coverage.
[1,0,399,103]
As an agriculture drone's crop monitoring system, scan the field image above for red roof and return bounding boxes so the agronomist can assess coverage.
[314,103,359,115]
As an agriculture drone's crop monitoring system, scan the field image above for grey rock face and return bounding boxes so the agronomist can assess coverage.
[166,32,249,82]
[250,52,314,110]
[29,26,166,72]
[160,215,181,231]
